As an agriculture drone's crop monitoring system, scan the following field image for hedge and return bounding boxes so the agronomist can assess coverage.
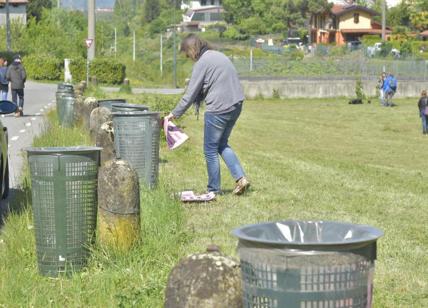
[70,58,126,84]
[11,55,126,84]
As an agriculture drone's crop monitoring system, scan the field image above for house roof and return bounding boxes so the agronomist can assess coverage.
[332,4,378,17]
[189,6,224,13]
[0,0,28,3]
[341,29,392,34]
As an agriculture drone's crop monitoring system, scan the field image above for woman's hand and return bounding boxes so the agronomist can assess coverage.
[165,113,176,121]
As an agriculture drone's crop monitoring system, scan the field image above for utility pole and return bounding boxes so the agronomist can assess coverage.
[6,0,11,52]
[57,0,60,8]
[88,0,96,61]
[381,0,386,41]
[114,27,117,58]
[173,0,177,88]
[133,30,136,62]
[160,34,163,77]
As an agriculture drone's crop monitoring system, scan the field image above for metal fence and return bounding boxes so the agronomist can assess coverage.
[230,46,428,81]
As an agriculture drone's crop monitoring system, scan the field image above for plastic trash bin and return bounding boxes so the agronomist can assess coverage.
[98,99,126,110]
[56,94,75,127]
[26,146,102,277]
[232,220,383,308]
[57,83,74,92]
[56,83,74,102]
[111,103,149,113]
[112,111,160,188]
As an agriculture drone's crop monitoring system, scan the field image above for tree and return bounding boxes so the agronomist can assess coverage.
[27,0,52,22]
[144,0,161,23]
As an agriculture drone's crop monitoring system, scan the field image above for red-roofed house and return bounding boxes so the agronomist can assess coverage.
[0,0,28,25]
[311,4,392,45]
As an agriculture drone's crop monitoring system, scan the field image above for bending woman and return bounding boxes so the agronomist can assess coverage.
[166,34,249,195]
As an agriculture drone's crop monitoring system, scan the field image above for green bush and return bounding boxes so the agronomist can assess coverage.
[69,57,86,83]
[23,54,62,80]
[69,58,126,85]
[91,58,126,85]
[223,26,249,40]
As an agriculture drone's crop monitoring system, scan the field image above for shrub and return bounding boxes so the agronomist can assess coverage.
[23,54,62,80]
[69,57,86,82]
[223,26,249,40]
[70,57,126,85]
[91,58,126,85]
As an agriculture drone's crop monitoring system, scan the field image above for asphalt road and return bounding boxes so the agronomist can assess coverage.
[0,80,56,215]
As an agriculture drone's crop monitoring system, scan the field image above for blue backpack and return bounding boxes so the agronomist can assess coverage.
[389,76,397,91]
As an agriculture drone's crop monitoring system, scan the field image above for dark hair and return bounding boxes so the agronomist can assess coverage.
[180,34,212,61]
[422,90,427,97]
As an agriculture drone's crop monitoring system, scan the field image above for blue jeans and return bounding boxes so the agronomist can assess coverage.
[421,112,427,134]
[204,103,245,192]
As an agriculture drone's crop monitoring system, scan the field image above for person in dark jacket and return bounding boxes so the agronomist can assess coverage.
[418,90,428,134]
[6,55,26,117]
[0,57,9,100]
[165,34,249,196]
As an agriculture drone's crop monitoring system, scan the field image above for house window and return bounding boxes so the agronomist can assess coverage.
[201,0,207,5]
[354,13,359,24]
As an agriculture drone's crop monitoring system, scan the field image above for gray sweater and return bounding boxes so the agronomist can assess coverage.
[172,50,245,118]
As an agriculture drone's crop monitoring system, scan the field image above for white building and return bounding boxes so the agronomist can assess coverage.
[0,0,28,25]
[181,0,224,31]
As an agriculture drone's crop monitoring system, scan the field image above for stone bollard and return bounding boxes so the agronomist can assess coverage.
[82,97,98,131]
[165,246,242,308]
[123,78,130,87]
[96,121,115,165]
[73,95,85,124]
[98,160,140,251]
[89,107,112,142]
[90,76,98,87]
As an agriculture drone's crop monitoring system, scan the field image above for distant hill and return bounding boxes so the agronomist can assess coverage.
[60,0,115,10]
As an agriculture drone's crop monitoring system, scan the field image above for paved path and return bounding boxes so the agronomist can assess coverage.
[2,81,56,188]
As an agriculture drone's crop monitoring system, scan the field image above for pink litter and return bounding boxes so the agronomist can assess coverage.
[180,191,216,203]
[163,118,189,150]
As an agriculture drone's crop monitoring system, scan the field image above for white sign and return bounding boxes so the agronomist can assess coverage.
[85,39,93,48]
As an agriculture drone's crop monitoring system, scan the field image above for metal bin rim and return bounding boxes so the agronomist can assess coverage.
[232,220,384,248]
[25,146,102,155]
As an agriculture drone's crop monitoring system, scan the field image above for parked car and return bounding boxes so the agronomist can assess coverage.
[0,100,18,199]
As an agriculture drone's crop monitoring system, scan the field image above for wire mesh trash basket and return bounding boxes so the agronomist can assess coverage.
[26,147,102,277]
[98,99,127,110]
[112,111,160,188]
[232,220,383,308]
[56,94,75,127]
[111,103,149,113]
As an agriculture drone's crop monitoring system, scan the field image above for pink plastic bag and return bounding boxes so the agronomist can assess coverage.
[163,118,189,150]
[180,191,216,202]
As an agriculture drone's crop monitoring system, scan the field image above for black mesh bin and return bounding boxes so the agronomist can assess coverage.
[26,146,101,277]
[232,220,383,308]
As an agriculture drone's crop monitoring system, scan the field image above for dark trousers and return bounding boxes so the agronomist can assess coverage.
[11,89,24,109]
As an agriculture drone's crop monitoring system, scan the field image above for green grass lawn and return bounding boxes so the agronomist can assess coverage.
[1,98,427,307]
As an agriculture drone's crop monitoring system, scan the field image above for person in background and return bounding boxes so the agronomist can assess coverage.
[377,72,386,106]
[418,90,428,134]
[0,57,9,100]
[383,73,398,107]
[6,55,26,117]
[165,34,250,196]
